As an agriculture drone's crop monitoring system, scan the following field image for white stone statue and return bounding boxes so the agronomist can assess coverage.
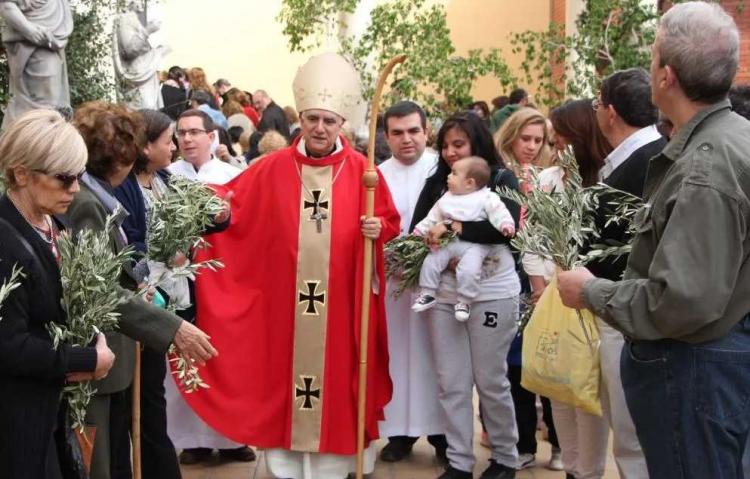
[113,0,168,110]
[0,0,73,129]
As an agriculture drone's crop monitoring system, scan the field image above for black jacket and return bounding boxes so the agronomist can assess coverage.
[410,166,521,244]
[0,195,97,478]
[160,84,188,121]
[586,137,667,281]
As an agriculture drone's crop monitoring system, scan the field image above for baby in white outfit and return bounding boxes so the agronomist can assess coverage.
[412,156,515,321]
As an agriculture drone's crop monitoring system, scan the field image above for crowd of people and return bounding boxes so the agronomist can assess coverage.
[2,2,750,479]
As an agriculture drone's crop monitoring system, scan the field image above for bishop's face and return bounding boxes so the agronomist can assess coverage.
[300,109,344,157]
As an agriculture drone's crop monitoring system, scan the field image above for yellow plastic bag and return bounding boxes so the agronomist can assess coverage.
[521,275,602,416]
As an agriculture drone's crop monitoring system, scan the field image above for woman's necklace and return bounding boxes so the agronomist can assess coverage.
[7,192,50,236]
[137,171,154,190]
[6,192,59,259]
[31,217,54,243]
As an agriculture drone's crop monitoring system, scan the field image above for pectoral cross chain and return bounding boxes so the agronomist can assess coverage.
[303,190,329,234]
[311,210,327,233]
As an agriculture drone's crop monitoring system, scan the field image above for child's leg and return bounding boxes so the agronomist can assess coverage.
[418,242,463,294]
[455,243,491,304]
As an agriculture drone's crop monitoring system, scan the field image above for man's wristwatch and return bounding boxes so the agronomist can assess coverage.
[443,219,454,232]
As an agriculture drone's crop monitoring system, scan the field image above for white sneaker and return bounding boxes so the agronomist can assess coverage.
[518,453,536,469]
[548,449,563,471]
[454,302,470,321]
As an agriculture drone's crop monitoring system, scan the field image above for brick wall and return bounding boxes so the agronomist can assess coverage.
[550,0,567,95]
[725,0,750,83]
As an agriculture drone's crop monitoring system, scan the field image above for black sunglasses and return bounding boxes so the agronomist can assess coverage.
[34,169,85,188]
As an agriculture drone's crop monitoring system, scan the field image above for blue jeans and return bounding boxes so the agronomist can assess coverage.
[621,316,750,479]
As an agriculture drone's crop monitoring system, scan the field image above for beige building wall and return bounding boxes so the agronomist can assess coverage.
[157,1,327,108]
[445,0,551,103]
[157,0,553,108]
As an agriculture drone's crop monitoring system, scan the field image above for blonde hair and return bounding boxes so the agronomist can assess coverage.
[222,99,244,118]
[258,130,288,155]
[494,107,550,176]
[283,105,299,124]
[0,109,87,189]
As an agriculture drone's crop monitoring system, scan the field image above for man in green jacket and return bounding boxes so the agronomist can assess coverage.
[558,3,750,478]
[489,88,528,134]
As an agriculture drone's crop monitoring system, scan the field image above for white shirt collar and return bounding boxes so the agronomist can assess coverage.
[384,149,438,170]
[601,125,662,179]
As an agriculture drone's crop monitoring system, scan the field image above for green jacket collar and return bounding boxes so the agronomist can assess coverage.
[662,99,731,162]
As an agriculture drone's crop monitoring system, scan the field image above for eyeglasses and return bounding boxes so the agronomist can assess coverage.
[591,98,602,111]
[175,128,208,138]
[34,169,85,188]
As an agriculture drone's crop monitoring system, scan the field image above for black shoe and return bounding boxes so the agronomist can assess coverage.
[437,466,473,479]
[218,446,257,462]
[379,438,414,462]
[478,459,515,479]
[412,294,437,312]
[179,447,212,465]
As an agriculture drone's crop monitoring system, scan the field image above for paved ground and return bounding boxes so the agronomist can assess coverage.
[181,411,619,479]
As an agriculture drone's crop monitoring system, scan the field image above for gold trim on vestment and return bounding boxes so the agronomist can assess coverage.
[291,164,332,451]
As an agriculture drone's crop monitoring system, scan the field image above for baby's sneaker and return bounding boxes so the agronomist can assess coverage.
[454,303,471,321]
[412,294,437,312]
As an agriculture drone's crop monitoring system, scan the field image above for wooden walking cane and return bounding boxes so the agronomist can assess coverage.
[355,54,406,479]
[132,342,142,479]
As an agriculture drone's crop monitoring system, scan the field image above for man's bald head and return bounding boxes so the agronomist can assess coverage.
[253,90,271,113]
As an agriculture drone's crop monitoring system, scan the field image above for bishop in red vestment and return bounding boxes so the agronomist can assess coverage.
[174,53,400,476]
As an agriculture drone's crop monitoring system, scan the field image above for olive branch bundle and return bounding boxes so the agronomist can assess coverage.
[498,148,642,270]
[146,176,225,276]
[146,176,225,392]
[385,234,455,297]
[0,263,23,320]
[48,211,133,432]
[498,148,643,332]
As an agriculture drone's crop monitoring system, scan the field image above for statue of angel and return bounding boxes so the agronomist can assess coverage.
[113,0,169,110]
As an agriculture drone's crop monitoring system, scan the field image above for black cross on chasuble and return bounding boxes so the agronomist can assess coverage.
[295,375,321,410]
[298,281,326,315]
[303,189,329,233]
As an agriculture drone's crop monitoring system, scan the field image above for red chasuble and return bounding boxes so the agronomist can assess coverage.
[176,136,400,455]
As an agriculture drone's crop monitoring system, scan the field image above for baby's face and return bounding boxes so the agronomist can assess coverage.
[447,160,477,195]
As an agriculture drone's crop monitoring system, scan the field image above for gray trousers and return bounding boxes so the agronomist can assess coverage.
[427,298,519,472]
[420,241,492,303]
[597,319,647,478]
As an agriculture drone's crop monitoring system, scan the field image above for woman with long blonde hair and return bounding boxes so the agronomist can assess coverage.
[495,108,550,193]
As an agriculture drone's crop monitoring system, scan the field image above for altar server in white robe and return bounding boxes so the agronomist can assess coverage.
[378,101,448,463]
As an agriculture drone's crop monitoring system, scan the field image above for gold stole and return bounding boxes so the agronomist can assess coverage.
[291,163,333,451]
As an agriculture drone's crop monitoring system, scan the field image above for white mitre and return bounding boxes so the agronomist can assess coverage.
[293,53,367,130]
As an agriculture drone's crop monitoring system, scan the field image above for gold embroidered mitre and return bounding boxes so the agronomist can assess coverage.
[292,53,366,125]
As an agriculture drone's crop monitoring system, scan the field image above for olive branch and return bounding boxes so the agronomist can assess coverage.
[49,211,133,432]
[146,176,226,392]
